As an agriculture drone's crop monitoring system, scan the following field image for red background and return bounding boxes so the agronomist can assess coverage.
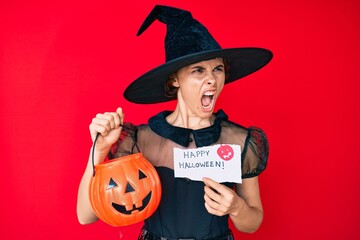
[1,0,359,239]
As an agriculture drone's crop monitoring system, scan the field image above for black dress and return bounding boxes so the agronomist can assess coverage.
[109,109,268,239]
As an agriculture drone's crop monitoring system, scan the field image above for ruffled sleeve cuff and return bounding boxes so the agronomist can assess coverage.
[241,127,269,179]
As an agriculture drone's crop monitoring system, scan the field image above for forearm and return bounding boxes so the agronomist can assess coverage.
[76,148,109,225]
[77,107,124,224]
[229,199,263,233]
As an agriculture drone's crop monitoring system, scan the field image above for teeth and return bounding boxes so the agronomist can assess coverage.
[204,91,215,96]
[135,201,143,208]
[125,204,133,211]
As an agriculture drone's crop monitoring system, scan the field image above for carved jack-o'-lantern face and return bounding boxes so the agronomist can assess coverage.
[109,169,152,215]
[89,153,161,226]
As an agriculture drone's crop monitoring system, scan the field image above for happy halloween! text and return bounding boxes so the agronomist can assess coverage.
[178,160,224,169]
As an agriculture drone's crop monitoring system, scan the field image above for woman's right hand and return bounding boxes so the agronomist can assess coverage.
[89,107,124,158]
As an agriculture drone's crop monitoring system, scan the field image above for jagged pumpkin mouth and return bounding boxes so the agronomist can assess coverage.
[111,192,152,215]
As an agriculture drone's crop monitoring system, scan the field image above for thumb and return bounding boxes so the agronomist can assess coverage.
[116,107,125,126]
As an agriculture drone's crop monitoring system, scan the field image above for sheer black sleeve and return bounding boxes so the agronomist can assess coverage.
[241,127,269,179]
[108,122,139,160]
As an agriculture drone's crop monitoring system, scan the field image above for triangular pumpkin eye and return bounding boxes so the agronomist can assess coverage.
[108,178,118,189]
[139,170,147,180]
[125,182,135,193]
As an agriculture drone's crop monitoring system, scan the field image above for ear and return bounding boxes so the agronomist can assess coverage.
[172,78,180,88]
[168,73,179,87]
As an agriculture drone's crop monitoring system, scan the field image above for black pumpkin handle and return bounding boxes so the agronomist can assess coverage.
[91,124,140,176]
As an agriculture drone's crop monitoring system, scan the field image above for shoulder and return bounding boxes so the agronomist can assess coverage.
[219,115,268,153]
[244,127,269,155]
[241,126,269,178]
[218,113,269,178]
[220,119,248,138]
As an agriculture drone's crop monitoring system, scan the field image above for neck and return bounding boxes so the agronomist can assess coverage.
[166,104,214,130]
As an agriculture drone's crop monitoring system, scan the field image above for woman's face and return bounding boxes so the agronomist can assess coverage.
[173,58,225,117]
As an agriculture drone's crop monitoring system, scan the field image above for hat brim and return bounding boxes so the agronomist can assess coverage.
[123,48,273,104]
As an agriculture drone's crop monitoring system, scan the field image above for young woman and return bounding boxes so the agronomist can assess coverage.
[77,5,272,240]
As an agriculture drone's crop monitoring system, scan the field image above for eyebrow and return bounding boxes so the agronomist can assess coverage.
[190,64,224,69]
[215,64,225,68]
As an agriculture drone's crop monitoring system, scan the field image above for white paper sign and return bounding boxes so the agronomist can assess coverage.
[174,144,242,183]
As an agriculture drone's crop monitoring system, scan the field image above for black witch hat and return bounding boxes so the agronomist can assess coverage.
[124,5,272,104]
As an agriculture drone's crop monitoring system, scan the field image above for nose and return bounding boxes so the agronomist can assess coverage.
[206,73,216,86]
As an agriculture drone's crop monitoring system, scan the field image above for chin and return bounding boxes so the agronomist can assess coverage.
[198,107,215,117]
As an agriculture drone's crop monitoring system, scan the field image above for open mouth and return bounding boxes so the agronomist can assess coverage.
[111,192,152,215]
[201,90,215,110]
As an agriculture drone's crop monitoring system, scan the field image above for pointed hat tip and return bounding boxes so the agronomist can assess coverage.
[136,5,162,36]
[136,5,191,36]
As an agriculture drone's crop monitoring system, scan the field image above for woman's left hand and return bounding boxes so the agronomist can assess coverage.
[203,177,245,217]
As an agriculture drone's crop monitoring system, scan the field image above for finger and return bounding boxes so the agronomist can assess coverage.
[203,177,229,196]
[116,107,125,125]
[103,112,118,129]
[204,185,222,203]
[204,201,217,215]
[204,191,219,207]
[97,112,120,129]
[89,123,108,137]
[204,195,226,216]
[92,117,112,132]
[204,189,231,216]
[106,112,121,128]
[203,177,222,189]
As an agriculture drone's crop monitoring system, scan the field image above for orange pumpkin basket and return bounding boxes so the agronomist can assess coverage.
[89,126,162,227]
